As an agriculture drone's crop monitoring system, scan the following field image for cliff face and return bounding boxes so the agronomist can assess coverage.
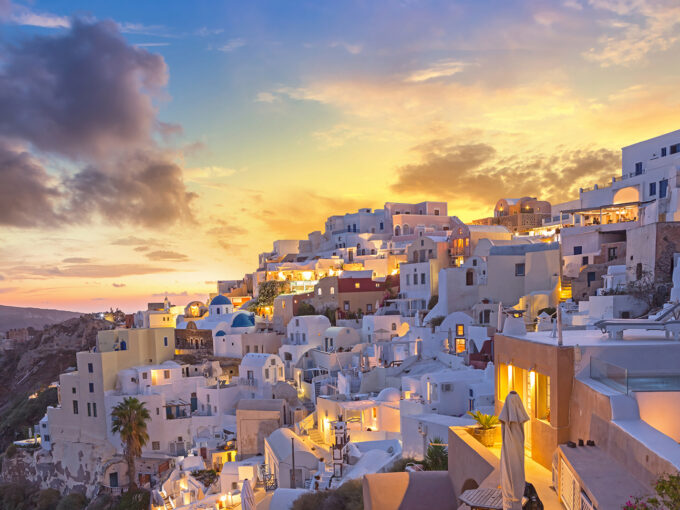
[0,305,83,331]
[0,316,113,449]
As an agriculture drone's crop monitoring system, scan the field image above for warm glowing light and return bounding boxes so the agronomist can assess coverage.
[507,364,513,382]
[302,271,313,280]
[529,370,535,386]
[278,271,285,281]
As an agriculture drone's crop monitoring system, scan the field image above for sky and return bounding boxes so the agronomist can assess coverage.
[1,0,680,313]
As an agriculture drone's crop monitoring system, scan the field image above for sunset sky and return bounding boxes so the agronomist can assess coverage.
[1,0,680,312]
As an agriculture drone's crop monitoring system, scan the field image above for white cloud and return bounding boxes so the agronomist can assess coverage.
[9,5,69,28]
[218,38,246,52]
[405,59,471,83]
[196,27,224,37]
[330,41,363,54]
[255,92,277,103]
[584,0,680,66]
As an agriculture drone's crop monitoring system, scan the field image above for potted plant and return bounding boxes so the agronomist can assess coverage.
[467,410,499,447]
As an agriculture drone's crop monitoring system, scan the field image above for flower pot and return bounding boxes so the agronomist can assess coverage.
[473,427,496,447]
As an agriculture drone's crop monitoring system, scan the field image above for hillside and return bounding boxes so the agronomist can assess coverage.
[0,316,113,448]
[0,305,84,332]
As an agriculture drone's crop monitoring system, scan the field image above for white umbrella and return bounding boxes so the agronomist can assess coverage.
[241,478,255,510]
[499,390,530,510]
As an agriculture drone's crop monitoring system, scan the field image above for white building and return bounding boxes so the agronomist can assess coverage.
[264,428,320,489]
[280,315,331,378]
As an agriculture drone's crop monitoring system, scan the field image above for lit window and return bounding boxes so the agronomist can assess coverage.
[455,338,466,353]
[330,287,335,295]
[318,288,322,296]
[355,282,360,289]
[456,324,464,336]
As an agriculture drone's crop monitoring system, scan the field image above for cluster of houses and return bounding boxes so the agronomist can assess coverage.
[24,129,680,509]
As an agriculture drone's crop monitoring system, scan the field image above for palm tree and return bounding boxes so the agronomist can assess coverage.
[111,397,151,490]
[424,437,448,471]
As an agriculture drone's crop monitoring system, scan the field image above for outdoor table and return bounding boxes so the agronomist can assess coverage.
[459,488,527,510]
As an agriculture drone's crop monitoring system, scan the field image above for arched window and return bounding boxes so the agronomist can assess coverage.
[403,224,410,235]
[120,340,127,351]
[394,225,401,236]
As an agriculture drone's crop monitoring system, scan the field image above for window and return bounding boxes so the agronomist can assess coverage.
[391,323,397,331]
[278,367,283,377]
[88,363,93,373]
[284,352,292,361]
[367,303,373,312]
[455,338,466,353]
[671,143,680,155]
[163,370,170,379]
[582,256,588,266]
[480,309,491,324]
[295,319,299,327]
[636,262,643,280]
[587,271,596,287]
[456,324,465,336]
[89,383,94,393]
[662,147,667,157]
[142,372,148,380]
[164,336,168,346]
[152,441,160,451]
[650,182,657,196]
[72,387,76,394]
[264,368,270,379]
[660,179,668,198]
[434,209,440,216]
[318,288,322,296]
[515,263,525,276]
[608,247,618,261]
[420,273,426,285]
[355,282,360,289]
[156,408,160,415]
[406,274,410,285]
[472,259,477,266]
[72,400,79,415]
[93,403,97,417]
[245,345,250,353]
[87,403,91,417]
[330,287,335,295]
[536,373,551,422]
[302,333,306,343]
[573,246,582,255]
[635,161,643,175]
[379,221,384,230]
[344,301,350,311]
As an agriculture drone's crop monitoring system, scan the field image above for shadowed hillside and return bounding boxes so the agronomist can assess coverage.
[0,305,83,332]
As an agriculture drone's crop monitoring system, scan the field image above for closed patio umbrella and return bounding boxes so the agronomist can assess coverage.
[241,478,255,510]
[499,390,530,510]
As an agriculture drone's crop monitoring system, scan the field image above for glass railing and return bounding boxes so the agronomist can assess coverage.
[590,357,680,393]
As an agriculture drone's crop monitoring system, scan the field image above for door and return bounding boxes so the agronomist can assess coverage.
[109,472,118,488]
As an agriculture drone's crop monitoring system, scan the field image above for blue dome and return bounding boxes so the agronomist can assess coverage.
[232,313,255,328]
[210,295,232,306]
[215,330,226,336]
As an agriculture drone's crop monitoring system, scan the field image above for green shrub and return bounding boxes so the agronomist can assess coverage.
[56,492,87,510]
[4,444,17,458]
[115,488,150,510]
[389,456,419,472]
[34,488,61,510]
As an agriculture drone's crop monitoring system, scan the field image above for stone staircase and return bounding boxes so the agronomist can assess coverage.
[308,429,325,446]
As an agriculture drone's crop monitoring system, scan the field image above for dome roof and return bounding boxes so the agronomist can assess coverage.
[232,313,255,328]
[210,295,232,306]
[376,387,401,403]
[215,330,226,336]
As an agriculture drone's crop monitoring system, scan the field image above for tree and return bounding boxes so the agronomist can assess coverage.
[424,437,448,471]
[111,397,151,490]
[296,302,316,316]
[257,281,290,307]
[427,295,439,310]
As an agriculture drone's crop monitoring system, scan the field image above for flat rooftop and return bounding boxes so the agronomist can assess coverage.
[501,327,680,347]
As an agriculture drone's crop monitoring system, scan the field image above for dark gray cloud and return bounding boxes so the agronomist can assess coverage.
[0,144,62,227]
[0,19,165,159]
[62,257,91,263]
[8,263,178,279]
[66,157,196,227]
[145,250,188,262]
[390,141,620,207]
[0,19,197,228]
[112,282,126,288]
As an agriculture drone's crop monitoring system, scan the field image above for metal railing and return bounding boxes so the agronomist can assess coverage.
[590,357,680,393]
